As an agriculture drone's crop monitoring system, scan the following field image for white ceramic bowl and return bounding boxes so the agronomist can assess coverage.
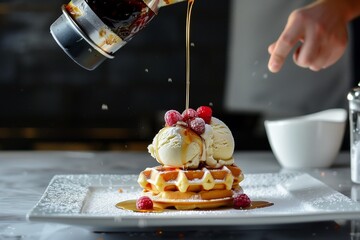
[264,109,347,169]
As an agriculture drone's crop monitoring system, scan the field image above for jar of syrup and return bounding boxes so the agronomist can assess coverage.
[50,0,187,70]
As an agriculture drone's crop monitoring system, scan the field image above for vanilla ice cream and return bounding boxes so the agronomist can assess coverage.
[201,117,235,167]
[148,126,203,168]
[148,116,235,169]
[210,117,235,162]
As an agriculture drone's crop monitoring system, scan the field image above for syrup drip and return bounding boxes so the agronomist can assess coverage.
[116,199,273,212]
[243,201,274,210]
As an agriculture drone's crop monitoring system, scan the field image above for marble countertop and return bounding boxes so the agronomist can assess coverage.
[0,151,359,239]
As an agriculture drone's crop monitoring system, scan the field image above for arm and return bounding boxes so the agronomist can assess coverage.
[268,0,360,73]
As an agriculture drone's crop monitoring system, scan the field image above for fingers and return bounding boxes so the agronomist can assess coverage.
[293,41,332,72]
[294,31,346,71]
[268,13,304,73]
[301,45,329,71]
[268,2,349,73]
[294,26,321,70]
[269,23,343,72]
[318,45,346,69]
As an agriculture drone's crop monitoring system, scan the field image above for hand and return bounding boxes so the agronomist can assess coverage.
[268,0,351,73]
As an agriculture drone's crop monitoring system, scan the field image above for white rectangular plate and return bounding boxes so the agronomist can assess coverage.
[27,172,360,230]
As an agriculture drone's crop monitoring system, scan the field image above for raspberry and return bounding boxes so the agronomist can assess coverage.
[136,196,153,210]
[182,108,198,122]
[233,194,251,209]
[196,106,212,124]
[164,110,182,126]
[189,117,206,135]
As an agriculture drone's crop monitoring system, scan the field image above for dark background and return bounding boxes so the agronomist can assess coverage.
[0,0,357,151]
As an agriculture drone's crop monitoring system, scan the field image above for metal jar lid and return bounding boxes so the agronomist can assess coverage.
[348,87,360,101]
[50,5,114,70]
[348,87,360,111]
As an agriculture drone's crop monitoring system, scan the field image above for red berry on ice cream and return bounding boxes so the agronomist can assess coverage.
[136,196,153,210]
[182,108,198,122]
[197,106,212,124]
[189,117,206,135]
[165,110,182,126]
[233,194,251,209]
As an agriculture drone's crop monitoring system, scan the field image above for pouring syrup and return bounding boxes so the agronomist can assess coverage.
[185,0,194,110]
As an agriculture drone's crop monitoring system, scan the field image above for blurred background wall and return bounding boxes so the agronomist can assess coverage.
[0,0,357,151]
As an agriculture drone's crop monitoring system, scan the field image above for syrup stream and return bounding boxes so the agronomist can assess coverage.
[185,0,194,110]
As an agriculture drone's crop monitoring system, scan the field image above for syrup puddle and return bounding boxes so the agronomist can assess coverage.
[244,201,274,210]
[115,199,273,212]
[116,200,164,213]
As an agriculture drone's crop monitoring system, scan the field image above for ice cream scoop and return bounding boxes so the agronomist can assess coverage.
[211,117,235,162]
[148,126,203,169]
[202,117,235,167]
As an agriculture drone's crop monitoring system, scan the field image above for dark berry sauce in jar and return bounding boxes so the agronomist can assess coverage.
[85,0,156,41]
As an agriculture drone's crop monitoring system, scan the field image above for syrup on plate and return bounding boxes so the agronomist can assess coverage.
[115,199,273,212]
[116,200,164,213]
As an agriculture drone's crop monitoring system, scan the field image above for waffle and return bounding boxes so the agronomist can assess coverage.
[151,195,235,210]
[138,165,243,193]
[137,165,244,209]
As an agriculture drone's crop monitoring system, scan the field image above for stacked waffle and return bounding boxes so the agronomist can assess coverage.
[137,107,245,210]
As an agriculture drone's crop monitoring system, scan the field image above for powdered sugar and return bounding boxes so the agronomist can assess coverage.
[30,174,138,215]
[28,173,360,227]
